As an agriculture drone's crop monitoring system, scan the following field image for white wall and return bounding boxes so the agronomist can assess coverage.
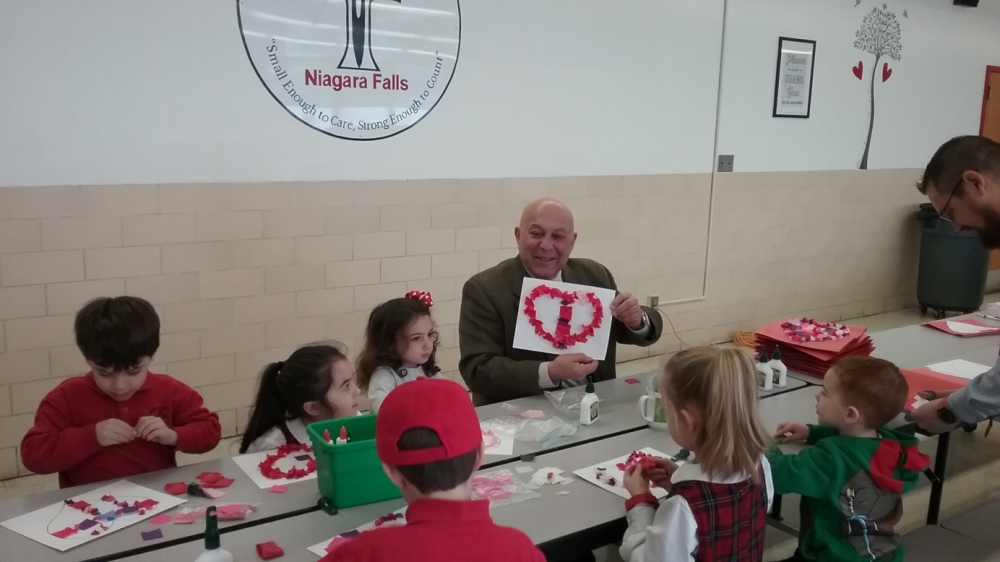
[0,0,725,186]
[716,0,1000,172]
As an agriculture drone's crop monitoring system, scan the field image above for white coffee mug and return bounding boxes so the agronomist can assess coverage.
[637,376,668,430]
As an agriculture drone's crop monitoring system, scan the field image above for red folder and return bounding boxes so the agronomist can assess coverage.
[924,318,1000,338]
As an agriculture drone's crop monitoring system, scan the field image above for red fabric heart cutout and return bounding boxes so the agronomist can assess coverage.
[852,61,864,80]
[523,285,604,350]
[882,63,892,82]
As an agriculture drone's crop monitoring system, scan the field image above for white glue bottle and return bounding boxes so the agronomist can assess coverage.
[756,351,773,391]
[769,345,788,388]
[194,506,233,562]
[579,376,599,425]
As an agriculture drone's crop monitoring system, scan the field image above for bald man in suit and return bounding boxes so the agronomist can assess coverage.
[459,199,663,406]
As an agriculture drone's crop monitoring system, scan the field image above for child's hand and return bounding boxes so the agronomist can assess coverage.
[644,457,680,491]
[774,422,809,443]
[623,464,651,497]
[95,419,136,447]
[136,416,178,447]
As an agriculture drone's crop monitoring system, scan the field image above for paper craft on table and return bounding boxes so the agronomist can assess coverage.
[945,321,999,335]
[925,360,992,381]
[0,480,186,552]
[530,467,571,486]
[141,528,163,541]
[307,508,408,557]
[573,448,679,500]
[513,278,616,361]
[232,447,318,489]
[480,424,514,456]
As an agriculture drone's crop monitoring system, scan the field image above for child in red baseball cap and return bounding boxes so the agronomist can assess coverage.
[320,378,544,562]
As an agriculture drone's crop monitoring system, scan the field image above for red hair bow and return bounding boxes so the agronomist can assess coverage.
[405,290,434,307]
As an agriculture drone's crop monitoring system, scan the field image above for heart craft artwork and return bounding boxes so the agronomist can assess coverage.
[523,285,604,350]
[258,444,316,480]
[780,318,850,343]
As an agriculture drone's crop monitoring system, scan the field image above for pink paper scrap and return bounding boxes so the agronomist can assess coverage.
[267,485,288,494]
[203,488,226,499]
[522,410,545,419]
[149,514,173,525]
[624,378,641,385]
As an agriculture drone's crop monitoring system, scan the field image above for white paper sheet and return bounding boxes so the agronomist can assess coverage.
[231,448,318,489]
[481,423,515,456]
[926,359,991,381]
[0,480,186,552]
[945,321,998,335]
[513,278,616,361]
[573,447,680,500]
[307,507,408,557]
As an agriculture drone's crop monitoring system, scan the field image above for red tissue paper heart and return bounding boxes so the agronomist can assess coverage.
[523,285,603,351]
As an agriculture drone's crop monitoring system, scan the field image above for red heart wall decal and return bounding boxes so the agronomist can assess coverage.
[852,61,864,80]
[523,285,603,350]
[882,63,892,82]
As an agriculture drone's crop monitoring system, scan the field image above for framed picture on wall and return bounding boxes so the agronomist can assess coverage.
[772,37,816,118]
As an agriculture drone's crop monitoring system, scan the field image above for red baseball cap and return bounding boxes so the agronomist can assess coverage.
[376,378,482,466]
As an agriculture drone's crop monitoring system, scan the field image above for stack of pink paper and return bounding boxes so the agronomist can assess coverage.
[755,319,875,378]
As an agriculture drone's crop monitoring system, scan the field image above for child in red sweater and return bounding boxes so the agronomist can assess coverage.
[21,296,221,488]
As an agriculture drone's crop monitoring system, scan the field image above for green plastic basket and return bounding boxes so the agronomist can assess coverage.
[307,415,401,510]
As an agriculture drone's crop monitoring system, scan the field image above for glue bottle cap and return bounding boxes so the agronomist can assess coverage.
[772,346,782,361]
[585,375,595,393]
[204,506,220,550]
[758,351,769,363]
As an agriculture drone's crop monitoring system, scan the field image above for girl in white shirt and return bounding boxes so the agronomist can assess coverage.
[356,291,441,414]
[239,343,360,454]
[621,347,773,562]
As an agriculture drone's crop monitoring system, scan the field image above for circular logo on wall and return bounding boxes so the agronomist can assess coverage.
[237,0,461,141]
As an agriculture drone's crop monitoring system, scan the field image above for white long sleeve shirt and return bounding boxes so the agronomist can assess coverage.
[620,457,773,562]
[368,365,436,414]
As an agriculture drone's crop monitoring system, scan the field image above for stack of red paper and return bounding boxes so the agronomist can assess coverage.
[755,319,874,378]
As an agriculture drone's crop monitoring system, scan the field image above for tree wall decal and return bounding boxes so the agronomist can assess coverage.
[853,3,902,170]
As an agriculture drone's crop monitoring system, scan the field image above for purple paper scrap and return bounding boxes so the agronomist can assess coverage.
[78,519,99,531]
[141,529,163,541]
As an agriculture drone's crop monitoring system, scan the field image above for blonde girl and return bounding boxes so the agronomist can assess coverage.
[621,347,773,562]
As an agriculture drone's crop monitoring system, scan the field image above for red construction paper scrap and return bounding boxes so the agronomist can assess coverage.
[201,477,234,489]
[255,541,285,560]
[326,536,353,553]
[52,527,77,539]
[135,499,158,510]
[197,471,223,483]
[164,482,188,496]
[68,500,91,512]
[900,368,969,411]
[624,378,641,384]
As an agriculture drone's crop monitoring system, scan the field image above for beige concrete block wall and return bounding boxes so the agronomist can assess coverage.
[0,170,923,478]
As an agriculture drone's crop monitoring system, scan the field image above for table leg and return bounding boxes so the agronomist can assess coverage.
[927,431,951,525]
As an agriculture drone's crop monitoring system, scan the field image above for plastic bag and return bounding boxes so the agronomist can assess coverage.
[544,386,604,416]
[470,469,540,508]
[172,503,259,524]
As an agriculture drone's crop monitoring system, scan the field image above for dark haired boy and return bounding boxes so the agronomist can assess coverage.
[21,296,220,487]
[768,356,930,562]
[321,378,544,562]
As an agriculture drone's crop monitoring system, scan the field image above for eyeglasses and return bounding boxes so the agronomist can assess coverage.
[938,176,965,223]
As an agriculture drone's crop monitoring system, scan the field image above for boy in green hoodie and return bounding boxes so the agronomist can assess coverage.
[768,356,930,562]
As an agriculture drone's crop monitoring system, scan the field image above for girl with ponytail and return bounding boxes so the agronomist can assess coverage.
[239,343,359,454]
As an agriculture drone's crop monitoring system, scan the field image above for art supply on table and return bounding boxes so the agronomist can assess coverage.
[574,448,678,500]
[579,376,599,425]
[255,541,284,560]
[769,346,788,387]
[194,507,233,562]
[335,426,349,444]
[323,428,332,444]
[756,351,773,391]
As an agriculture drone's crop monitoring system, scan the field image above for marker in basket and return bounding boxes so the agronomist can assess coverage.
[322,429,332,444]
[335,426,349,445]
